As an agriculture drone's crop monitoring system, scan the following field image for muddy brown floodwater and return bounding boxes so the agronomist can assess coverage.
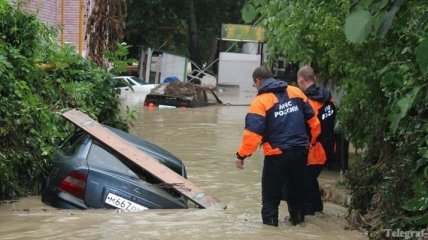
[0,87,368,240]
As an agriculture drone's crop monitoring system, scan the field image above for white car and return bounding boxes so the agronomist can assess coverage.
[113,76,158,93]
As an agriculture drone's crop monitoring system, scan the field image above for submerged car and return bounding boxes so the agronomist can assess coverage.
[42,126,188,210]
[143,81,223,108]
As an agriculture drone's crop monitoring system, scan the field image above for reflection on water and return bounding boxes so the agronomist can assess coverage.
[0,89,367,240]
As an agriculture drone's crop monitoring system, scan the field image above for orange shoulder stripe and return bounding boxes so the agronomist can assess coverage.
[248,93,278,116]
[286,85,308,101]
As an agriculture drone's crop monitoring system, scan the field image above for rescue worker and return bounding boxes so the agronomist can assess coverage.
[296,65,336,215]
[234,66,320,226]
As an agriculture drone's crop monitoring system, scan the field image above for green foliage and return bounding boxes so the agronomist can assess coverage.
[125,0,187,56]
[416,39,428,74]
[241,3,257,24]
[387,87,420,133]
[402,126,428,226]
[86,0,127,68]
[103,42,137,75]
[345,10,372,43]
[245,0,428,235]
[344,0,407,43]
[125,0,246,65]
[192,0,246,64]
[0,1,128,199]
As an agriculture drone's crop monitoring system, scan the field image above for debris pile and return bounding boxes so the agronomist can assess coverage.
[151,81,204,98]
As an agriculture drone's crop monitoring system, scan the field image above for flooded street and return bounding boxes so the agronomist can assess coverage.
[0,88,367,240]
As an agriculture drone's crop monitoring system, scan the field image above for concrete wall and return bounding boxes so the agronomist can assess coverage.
[218,52,261,91]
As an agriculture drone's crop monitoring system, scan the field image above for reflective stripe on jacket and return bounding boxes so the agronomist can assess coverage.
[237,78,320,158]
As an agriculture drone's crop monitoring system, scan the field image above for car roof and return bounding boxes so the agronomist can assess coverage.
[102,126,184,171]
[113,76,147,85]
[113,76,134,78]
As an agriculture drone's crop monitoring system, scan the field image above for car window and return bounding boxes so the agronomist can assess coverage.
[60,131,87,156]
[87,142,138,178]
[114,78,129,88]
[130,76,145,85]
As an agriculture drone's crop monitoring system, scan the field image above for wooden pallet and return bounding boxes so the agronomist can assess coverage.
[62,109,223,209]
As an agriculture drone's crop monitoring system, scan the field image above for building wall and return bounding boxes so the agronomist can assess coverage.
[22,0,90,56]
[21,0,58,26]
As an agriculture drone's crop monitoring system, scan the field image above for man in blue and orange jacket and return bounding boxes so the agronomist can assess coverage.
[297,65,336,216]
[235,66,320,226]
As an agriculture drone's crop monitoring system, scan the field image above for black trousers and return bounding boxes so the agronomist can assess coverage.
[261,147,307,223]
[303,164,323,215]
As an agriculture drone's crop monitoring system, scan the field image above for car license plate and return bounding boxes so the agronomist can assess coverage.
[105,193,147,212]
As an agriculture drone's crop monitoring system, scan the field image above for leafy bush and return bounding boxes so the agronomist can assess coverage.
[243,0,428,236]
[0,1,127,199]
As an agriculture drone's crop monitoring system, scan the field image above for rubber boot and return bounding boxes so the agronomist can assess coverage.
[288,210,305,226]
[262,217,278,227]
[315,200,323,213]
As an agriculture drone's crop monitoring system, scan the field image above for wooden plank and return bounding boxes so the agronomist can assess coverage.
[62,109,223,209]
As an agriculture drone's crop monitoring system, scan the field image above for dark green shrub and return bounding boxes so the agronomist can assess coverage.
[242,0,428,236]
[0,1,128,199]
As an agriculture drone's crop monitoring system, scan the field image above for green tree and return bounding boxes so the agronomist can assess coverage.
[243,0,428,236]
[125,0,186,56]
[125,0,246,68]
[86,0,127,68]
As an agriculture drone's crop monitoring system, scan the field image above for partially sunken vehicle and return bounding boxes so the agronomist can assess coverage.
[42,126,188,211]
[144,81,222,108]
